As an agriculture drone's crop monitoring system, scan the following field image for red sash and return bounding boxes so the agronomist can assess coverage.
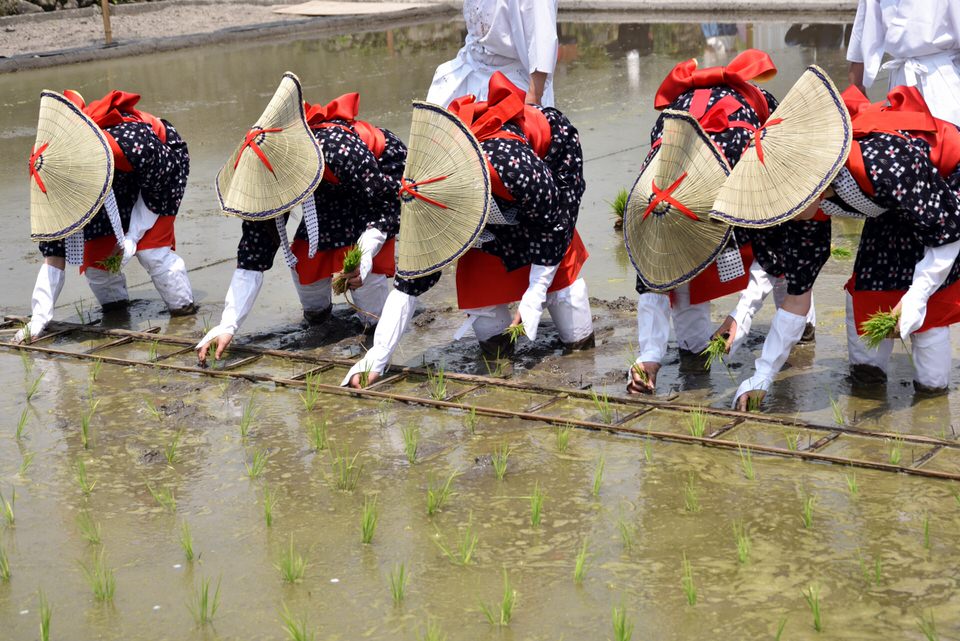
[80,215,176,274]
[456,231,588,309]
[290,237,396,285]
[682,243,753,306]
[845,275,960,334]
[305,93,386,185]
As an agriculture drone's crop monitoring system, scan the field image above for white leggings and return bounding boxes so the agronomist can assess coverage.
[293,273,391,325]
[84,247,194,312]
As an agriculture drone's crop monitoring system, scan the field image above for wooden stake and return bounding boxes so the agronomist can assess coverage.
[100,0,113,46]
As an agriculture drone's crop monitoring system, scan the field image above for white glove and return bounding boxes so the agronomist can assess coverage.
[517,264,558,341]
[121,195,160,267]
[636,292,670,364]
[727,259,776,355]
[341,288,416,385]
[14,263,65,343]
[732,308,806,407]
[899,240,960,340]
[357,227,388,283]
[196,269,263,349]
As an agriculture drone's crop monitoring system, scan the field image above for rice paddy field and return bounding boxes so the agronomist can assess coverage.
[1,14,960,641]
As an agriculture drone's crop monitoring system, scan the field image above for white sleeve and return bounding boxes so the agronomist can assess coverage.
[846,0,867,63]
[518,264,558,341]
[517,0,558,75]
[196,269,263,348]
[16,263,65,341]
[733,308,806,406]
[357,227,387,283]
[727,259,776,355]
[121,196,160,265]
[637,292,671,364]
[341,288,417,384]
[899,239,960,339]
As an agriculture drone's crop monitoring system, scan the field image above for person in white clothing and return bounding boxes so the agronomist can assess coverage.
[847,0,960,125]
[426,0,558,108]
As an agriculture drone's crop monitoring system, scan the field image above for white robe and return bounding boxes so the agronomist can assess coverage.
[426,0,559,108]
[847,0,960,124]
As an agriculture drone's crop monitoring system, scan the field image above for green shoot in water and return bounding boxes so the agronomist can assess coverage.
[917,609,939,641]
[733,519,751,564]
[75,299,89,324]
[147,340,159,362]
[426,470,458,516]
[276,535,307,583]
[263,484,278,527]
[860,310,899,349]
[888,435,904,466]
[529,481,544,527]
[503,323,526,344]
[164,429,184,465]
[612,602,634,641]
[738,442,755,480]
[39,590,52,641]
[89,358,103,382]
[592,456,605,497]
[280,604,316,641]
[239,395,260,438]
[683,474,700,513]
[775,617,788,641]
[0,543,9,581]
[19,452,35,477]
[573,538,589,584]
[803,584,822,632]
[857,548,883,585]
[681,553,696,605]
[389,562,408,605]
[81,548,116,601]
[361,494,379,544]
[74,459,96,495]
[144,399,163,422]
[96,254,123,274]
[492,443,511,480]
[1,487,15,526]
[358,362,374,389]
[464,405,479,434]
[829,394,844,426]
[246,448,270,480]
[417,619,446,641]
[617,514,636,552]
[480,567,517,627]
[785,432,801,451]
[687,407,707,438]
[331,446,363,492]
[188,576,221,626]
[332,245,363,295]
[610,187,629,226]
[427,364,447,401]
[376,400,391,428]
[801,493,815,529]
[77,512,101,545]
[26,371,44,401]
[831,245,852,259]
[846,470,859,497]
[482,353,507,377]
[307,415,328,451]
[16,408,28,440]
[922,513,931,550]
[590,388,615,424]
[179,520,194,561]
[402,424,419,464]
[299,371,321,412]
[435,518,479,566]
[147,484,176,512]
[555,424,572,453]
[80,398,100,449]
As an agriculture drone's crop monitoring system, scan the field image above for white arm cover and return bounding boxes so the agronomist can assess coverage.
[637,292,671,364]
[121,196,160,266]
[15,263,65,342]
[733,308,806,407]
[517,263,558,341]
[899,239,960,340]
[846,0,866,62]
[196,269,263,349]
[357,227,387,283]
[341,288,417,385]
[727,259,776,355]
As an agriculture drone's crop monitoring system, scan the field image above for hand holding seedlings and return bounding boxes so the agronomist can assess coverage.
[332,245,364,294]
[859,310,900,349]
[503,317,526,344]
[627,360,658,394]
[197,332,232,366]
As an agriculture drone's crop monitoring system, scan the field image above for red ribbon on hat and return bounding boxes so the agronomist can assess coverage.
[642,172,698,221]
[655,49,777,123]
[727,117,784,165]
[235,127,283,173]
[399,175,449,209]
[305,92,386,183]
[28,142,49,194]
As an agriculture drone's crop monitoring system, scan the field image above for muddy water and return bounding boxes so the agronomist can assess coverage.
[1,18,960,640]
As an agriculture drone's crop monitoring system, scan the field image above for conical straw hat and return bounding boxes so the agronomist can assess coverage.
[29,90,114,241]
[216,72,324,221]
[710,66,852,228]
[396,101,490,279]
[623,110,732,291]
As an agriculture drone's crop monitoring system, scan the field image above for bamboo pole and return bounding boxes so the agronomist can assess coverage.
[100,0,113,46]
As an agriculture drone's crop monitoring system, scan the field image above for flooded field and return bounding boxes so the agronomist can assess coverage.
[1,15,960,641]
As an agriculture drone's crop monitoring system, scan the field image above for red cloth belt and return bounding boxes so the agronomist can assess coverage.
[80,215,176,274]
[680,243,754,306]
[305,93,386,185]
[455,230,588,309]
[290,237,396,285]
[845,274,960,334]
[655,49,777,123]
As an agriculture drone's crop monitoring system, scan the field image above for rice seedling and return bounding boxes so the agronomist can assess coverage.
[738,442,755,480]
[280,604,316,641]
[492,443,511,480]
[147,340,159,362]
[164,429,184,465]
[687,407,707,438]
[860,310,899,349]
[856,548,882,585]
[19,452,35,477]
[464,405,479,434]
[246,448,270,480]
[179,520,194,561]
[299,371,321,412]
[503,323,526,344]
[922,513,931,550]
[1,488,15,526]
[802,584,822,632]
[609,187,629,228]
[188,576,221,626]
[573,538,589,584]
[733,519,751,564]
[89,358,103,382]
[845,470,859,497]
[426,470,458,516]
[829,394,844,426]
[0,543,10,581]
[701,335,731,378]
[417,619,446,641]
[376,400,391,428]
[81,548,116,601]
[276,535,307,583]
[330,446,363,492]
[389,562,408,605]
[358,362,374,389]
[38,590,52,641]
[746,394,762,412]
[800,493,815,529]
[775,617,788,641]
[529,481,544,527]
[590,388,615,424]
[629,360,650,386]
[555,424,572,453]
[80,399,100,450]
[888,435,904,466]
[73,459,96,495]
[263,484,278,527]
[681,553,696,605]
[617,514,636,552]
[332,245,363,295]
[144,399,163,422]
[642,440,652,462]
[26,371,44,401]
[427,364,448,401]
[480,567,517,627]
[831,245,852,259]
[917,609,939,641]
[19,323,32,349]
[146,484,176,512]
[239,395,260,438]
[402,424,419,464]
[612,602,634,641]
[97,254,123,274]
[75,299,89,324]
[592,456,605,497]
[15,408,29,440]
[361,494,379,544]
[785,432,801,451]
[683,474,700,513]
[435,518,479,566]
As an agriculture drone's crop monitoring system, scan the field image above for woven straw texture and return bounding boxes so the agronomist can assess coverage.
[711,65,852,228]
[623,110,732,291]
[30,91,114,241]
[396,101,490,278]
[216,72,324,221]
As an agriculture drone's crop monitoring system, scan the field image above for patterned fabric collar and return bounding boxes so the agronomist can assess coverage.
[823,167,887,219]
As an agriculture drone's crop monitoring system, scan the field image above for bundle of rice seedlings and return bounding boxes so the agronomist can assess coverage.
[332,246,363,295]
[859,311,899,350]
[609,188,629,230]
[96,254,123,275]
[503,323,526,344]
[701,335,735,382]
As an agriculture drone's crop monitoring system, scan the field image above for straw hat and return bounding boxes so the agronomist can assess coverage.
[623,110,732,291]
[396,101,490,279]
[216,72,324,220]
[29,90,114,241]
[710,65,852,228]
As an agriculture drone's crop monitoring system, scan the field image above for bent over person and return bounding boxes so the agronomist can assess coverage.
[17,89,195,343]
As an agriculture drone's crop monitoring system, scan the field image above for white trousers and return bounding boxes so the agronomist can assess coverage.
[884,51,960,126]
[671,284,713,353]
[773,276,816,326]
[845,292,952,389]
[465,277,593,344]
[137,247,194,311]
[293,273,391,325]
